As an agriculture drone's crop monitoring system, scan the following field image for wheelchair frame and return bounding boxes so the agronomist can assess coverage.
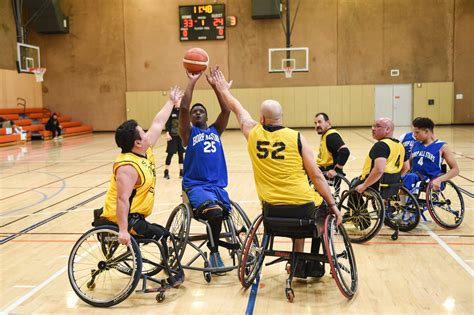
[239,213,358,302]
[68,225,184,307]
[166,199,251,283]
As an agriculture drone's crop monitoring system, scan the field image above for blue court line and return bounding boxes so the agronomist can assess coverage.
[0,191,106,245]
[245,273,261,315]
[1,173,66,217]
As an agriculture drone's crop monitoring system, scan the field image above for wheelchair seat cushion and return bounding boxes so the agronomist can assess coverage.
[263,202,328,238]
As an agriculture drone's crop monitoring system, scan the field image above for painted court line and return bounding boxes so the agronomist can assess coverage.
[421,223,474,277]
[0,244,97,314]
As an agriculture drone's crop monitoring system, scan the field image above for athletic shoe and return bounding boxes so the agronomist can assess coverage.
[164,170,170,180]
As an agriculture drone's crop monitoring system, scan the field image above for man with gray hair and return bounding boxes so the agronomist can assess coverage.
[207,67,341,278]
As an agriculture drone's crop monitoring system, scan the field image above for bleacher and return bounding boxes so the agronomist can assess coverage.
[0,108,93,146]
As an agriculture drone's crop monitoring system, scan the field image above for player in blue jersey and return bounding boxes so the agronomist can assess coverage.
[179,67,231,270]
[399,130,416,161]
[403,117,459,192]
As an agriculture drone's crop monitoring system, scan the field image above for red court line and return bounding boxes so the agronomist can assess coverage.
[8,239,474,246]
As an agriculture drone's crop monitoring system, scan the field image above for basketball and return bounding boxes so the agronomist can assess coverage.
[183,48,209,74]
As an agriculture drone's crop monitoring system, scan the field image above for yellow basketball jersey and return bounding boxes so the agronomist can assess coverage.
[248,124,323,206]
[317,128,340,168]
[360,138,405,180]
[102,147,156,222]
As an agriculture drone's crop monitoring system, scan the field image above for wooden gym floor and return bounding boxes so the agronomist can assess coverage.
[0,126,472,314]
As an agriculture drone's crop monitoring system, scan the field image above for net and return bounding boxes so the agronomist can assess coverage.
[29,68,47,82]
[283,66,294,78]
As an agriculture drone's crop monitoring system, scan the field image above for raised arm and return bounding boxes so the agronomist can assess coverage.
[208,68,257,139]
[146,86,183,147]
[301,134,342,225]
[206,67,230,135]
[431,144,460,190]
[179,71,203,145]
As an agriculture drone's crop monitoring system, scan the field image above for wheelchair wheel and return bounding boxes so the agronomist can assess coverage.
[327,173,351,204]
[384,186,420,232]
[226,201,252,259]
[426,180,465,229]
[338,187,385,243]
[239,214,268,288]
[165,203,191,266]
[323,215,358,299]
[138,240,166,277]
[68,226,142,307]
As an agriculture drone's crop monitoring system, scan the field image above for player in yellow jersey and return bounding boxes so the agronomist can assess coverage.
[354,117,406,194]
[208,68,342,278]
[314,112,350,177]
[98,86,183,247]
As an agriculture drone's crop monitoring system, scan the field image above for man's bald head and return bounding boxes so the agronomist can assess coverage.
[372,117,395,140]
[259,100,283,125]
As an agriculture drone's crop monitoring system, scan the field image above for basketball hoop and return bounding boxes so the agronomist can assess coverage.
[283,66,294,78]
[29,67,47,82]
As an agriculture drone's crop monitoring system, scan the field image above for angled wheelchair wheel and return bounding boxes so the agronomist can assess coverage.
[384,186,421,232]
[165,203,191,266]
[426,180,465,229]
[239,214,267,288]
[138,240,166,277]
[68,226,142,307]
[327,173,351,204]
[338,187,385,243]
[225,201,252,261]
[323,215,358,299]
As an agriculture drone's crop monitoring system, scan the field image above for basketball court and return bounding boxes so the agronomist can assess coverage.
[0,0,473,314]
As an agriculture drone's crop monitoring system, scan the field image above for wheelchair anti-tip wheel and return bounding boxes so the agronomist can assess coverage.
[323,215,358,299]
[68,226,142,307]
[426,180,465,229]
[338,187,385,243]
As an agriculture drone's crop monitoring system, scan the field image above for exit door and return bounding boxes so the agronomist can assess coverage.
[375,84,412,126]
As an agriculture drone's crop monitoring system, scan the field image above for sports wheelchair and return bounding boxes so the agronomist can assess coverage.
[165,192,251,283]
[239,202,358,302]
[337,175,421,242]
[324,172,351,204]
[68,213,184,307]
[408,172,465,229]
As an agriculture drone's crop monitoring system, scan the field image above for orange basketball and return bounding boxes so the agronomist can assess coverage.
[183,48,209,74]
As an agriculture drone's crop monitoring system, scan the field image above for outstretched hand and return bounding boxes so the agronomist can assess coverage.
[206,66,232,92]
[186,70,203,84]
[169,85,184,105]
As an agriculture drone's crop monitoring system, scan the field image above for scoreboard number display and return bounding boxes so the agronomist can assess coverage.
[179,4,225,41]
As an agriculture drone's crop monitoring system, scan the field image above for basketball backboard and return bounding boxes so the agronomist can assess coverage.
[268,47,309,76]
[17,43,41,73]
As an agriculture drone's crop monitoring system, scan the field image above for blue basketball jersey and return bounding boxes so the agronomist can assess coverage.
[399,132,417,161]
[183,125,228,188]
[411,139,446,179]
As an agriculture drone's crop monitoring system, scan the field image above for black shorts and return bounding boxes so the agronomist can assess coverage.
[166,135,185,154]
[129,214,170,240]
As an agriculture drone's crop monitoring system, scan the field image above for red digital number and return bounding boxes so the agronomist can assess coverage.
[183,30,188,37]
[218,28,224,36]
[213,17,223,27]
[183,18,193,28]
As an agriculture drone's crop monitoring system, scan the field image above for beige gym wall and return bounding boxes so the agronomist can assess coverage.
[0,0,17,71]
[3,0,470,130]
[0,69,43,108]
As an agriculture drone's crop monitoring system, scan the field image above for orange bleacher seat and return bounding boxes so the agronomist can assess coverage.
[0,134,21,146]
[63,125,93,136]
[0,108,45,115]
[22,125,44,132]
[60,121,82,128]
[13,119,32,126]
[29,113,49,119]
[0,114,20,120]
